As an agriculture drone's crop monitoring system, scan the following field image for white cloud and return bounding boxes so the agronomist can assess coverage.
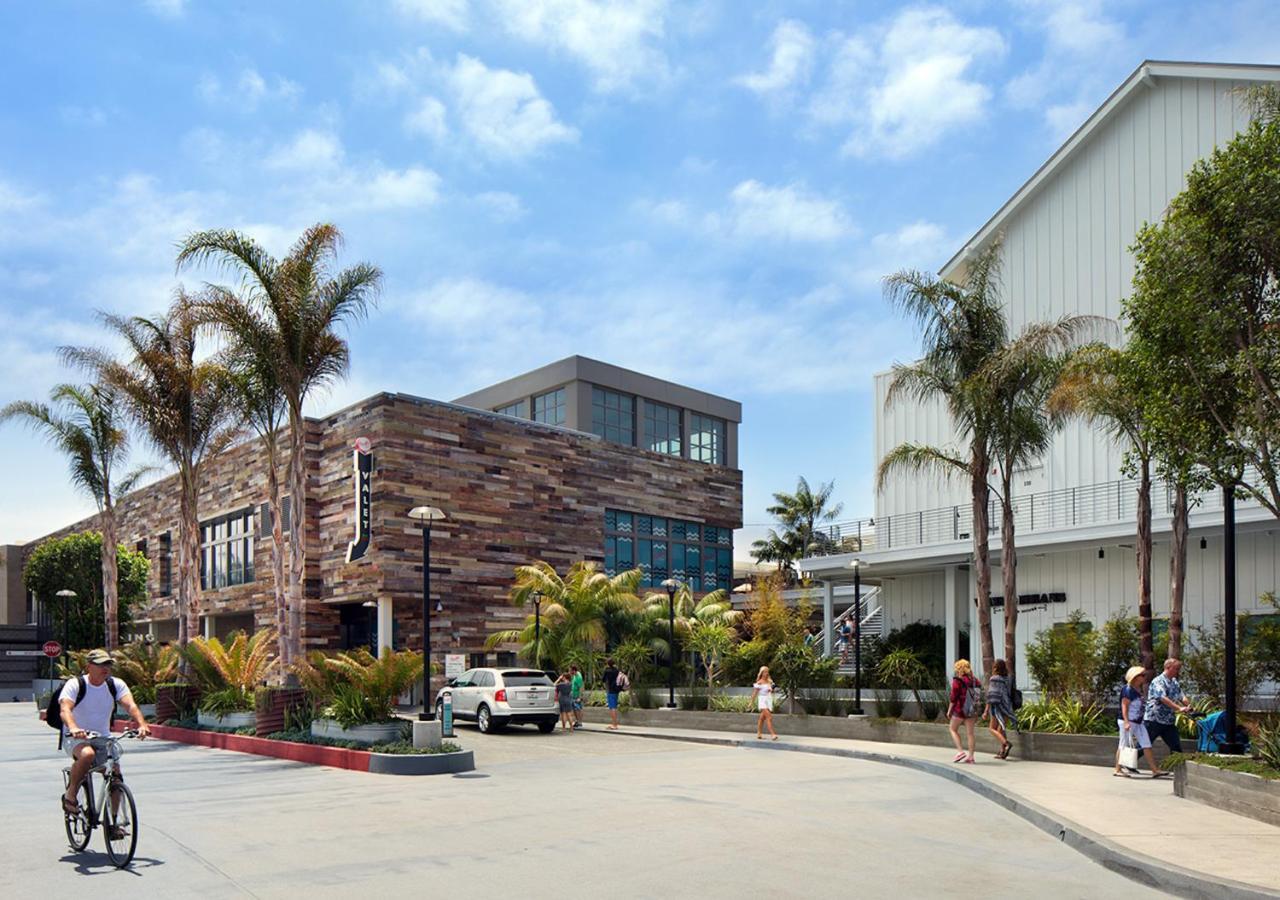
[446,55,577,159]
[393,0,469,31]
[404,96,449,142]
[1044,100,1094,139]
[264,129,344,171]
[199,67,301,110]
[735,20,815,96]
[723,181,855,242]
[400,276,535,331]
[143,0,186,17]
[491,0,670,93]
[474,191,526,222]
[0,177,43,214]
[358,167,441,210]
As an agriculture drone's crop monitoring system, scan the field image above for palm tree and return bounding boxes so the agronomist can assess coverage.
[487,560,643,671]
[641,584,741,685]
[176,225,381,662]
[751,477,844,580]
[0,383,150,649]
[878,243,1009,675]
[1049,344,1158,672]
[63,292,239,648]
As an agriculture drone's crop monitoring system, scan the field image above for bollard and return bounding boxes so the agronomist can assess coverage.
[442,689,454,737]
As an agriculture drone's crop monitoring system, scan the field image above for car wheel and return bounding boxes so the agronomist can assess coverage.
[477,704,492,733]
[537,720,556,734]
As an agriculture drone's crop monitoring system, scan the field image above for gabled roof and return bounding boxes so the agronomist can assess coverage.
[939,60,1280,281]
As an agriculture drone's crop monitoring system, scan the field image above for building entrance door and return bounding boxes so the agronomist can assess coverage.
[339,603,375,652]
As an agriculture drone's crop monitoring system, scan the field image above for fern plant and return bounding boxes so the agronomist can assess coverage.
[183,629,278,700]
[114,640,179,705]
[321,649,423,726]
[1255,722,1280,772]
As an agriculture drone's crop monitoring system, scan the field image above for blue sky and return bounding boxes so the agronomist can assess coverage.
[1,1,1277,556]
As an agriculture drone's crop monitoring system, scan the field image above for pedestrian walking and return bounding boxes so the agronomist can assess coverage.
[1143,658,1192,753]
[1116,665,1169,778]
[570,664,585,729]
[984,658,1014,760]
[555,671,574,733]
[751,666,778,740]
[602,658,622,730]
[839,618,853,663]
[948,659,981,764]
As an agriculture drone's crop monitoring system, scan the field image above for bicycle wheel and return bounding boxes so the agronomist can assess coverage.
[63,779,93,852]
[102,781,138,868]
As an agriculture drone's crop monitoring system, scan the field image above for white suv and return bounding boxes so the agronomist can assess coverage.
[435,668,558,734]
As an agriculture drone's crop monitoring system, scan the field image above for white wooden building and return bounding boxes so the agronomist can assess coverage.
[801,61,1280,688]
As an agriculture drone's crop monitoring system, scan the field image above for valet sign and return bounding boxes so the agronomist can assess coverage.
[345,436,373,563]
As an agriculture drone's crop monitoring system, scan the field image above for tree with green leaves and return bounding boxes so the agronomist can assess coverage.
[63,292,239,647]
[1,384,151,649]
[487,560,642,672]
[750,477,843,580]
[23,532,148,650]
[177,224,381,662]
[641,584,741,684]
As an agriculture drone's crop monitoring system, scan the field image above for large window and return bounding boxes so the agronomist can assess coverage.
[689,414,726,465]
[644,401,682,456]
[200,508,255,590]
[591,387,635,445]
[532,388,566,426]
[494,400,525,418]
[604,509,732,591]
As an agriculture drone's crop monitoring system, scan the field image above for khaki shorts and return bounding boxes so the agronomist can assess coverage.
[64,735,115,762]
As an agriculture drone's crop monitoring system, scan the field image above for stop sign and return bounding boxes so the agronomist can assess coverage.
[42,641,62,658]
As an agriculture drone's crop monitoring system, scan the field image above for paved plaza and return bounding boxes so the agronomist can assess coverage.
[0,706,1166,899]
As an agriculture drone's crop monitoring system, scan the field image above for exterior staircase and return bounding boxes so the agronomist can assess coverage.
[817,590,882,677]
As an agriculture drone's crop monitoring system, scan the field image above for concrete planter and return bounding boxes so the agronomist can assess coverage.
[197,709,256,730]
[255,687,308,737]
[137,703,157,719]
[367,749,474,776]
[1174,760,1280,827]
[586,707,1139,767]
[311,718,404,746]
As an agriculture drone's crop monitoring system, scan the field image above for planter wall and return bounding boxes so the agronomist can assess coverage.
[156,684,201,721]
[311,718,404,746]
[198,709,256,730]
[255,687,308,737]
[136,703,157,719]
[1174,760,1280,827]
[585,707,1157,767]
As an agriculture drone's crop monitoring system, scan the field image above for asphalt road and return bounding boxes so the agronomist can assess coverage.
[0,705,1163,899]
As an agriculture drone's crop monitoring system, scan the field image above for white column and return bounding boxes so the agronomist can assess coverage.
[822,580,834,657]
[376,596,394,659]
[203,615,214,639]
[944,564,957,680]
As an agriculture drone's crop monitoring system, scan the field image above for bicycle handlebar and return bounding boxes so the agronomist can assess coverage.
[79,729,142,740]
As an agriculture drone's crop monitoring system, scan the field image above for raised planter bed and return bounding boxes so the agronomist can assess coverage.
[585,707,1155,767]
[1174,759,1280,827]
[156,684,201,721]
[255,687,307,737]
[311,718,403,745]
[119,720,474,776]
[197,710,256,730]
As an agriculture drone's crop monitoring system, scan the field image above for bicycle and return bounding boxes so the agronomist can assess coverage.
[62,729,141,868]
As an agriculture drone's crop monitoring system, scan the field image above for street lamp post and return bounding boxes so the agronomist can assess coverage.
[532,591,543,671]
[846,561,865,716]
[409,506,446,721]
[662,578,679,709]
[1220,483,1244,754]
[56,589,75,678]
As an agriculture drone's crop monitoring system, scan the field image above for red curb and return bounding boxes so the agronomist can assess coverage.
[114,720,372,773]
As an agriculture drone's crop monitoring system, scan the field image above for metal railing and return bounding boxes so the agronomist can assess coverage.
[806,473,1256,558]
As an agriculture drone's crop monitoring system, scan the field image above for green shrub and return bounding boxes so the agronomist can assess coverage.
[200,686,253,716]
[723,639,773,685]
[1025,611,1100,700]
[1016,696,1110,735]
[677,688,709,711]
[1255,722,1280,772]
[875,689,905,719]
[862,621,960,686]
[1182,614,1269,711]
[876,648,931,718]
[710,694,754,713]
[319,649,423,726]
[919,689,947,722]
[630,685,657,709]
[1094,610,1141,701]
[323,682,382,729]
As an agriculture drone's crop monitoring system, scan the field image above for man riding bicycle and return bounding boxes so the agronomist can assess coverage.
[59,648,150,830]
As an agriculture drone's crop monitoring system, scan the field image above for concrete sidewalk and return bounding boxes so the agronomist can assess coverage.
[585,721,1280,898]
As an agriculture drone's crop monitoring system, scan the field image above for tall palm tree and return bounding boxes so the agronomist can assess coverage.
[487,560,643,671]
[751,477,843,579]
[642,584,741,683]
[1049,344,1158,672]
[63,292,239,647]
[1,383,150,649]
[878,243,1009,675]
[177,224,381,662]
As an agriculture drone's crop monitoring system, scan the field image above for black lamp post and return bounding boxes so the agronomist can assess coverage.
[532,591,543,671]
[662,578,679,708]
[847,561,865,716]
[1220,483,1244,754]
[409,505,446,721]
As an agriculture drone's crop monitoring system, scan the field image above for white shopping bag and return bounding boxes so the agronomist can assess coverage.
[1119,732,1140,771]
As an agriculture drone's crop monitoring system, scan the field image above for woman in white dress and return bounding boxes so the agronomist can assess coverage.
[751,665,778,741]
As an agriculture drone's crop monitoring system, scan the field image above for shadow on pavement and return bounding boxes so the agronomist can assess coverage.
[59,852,165,877]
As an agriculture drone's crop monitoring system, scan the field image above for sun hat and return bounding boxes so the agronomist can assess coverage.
[1124,665,1145,685]
[86,648,116,666]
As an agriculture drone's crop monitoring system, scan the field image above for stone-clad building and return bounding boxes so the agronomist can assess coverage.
[4,357,743,669]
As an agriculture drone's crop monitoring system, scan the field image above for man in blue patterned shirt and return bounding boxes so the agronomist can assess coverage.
[1143,658,1191,752]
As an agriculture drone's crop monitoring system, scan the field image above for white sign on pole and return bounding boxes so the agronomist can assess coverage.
[5,650,45,656]
[444,654,466,679]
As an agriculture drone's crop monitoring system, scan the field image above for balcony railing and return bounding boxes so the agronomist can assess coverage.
[805,474,1255,558]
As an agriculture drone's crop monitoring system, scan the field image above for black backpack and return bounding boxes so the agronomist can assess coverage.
[46,676,119,735]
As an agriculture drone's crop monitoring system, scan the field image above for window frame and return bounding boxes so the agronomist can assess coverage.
[532,387,567,426]
[689,413,726,465]
[643,400,682,457]
[590,386,635,445]
[200,507,256,591]
[604,508,732,591]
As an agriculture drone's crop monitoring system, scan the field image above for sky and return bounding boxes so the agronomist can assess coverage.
[0,0,1277,559]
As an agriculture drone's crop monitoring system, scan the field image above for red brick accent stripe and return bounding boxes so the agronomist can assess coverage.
[114,720,371,773]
